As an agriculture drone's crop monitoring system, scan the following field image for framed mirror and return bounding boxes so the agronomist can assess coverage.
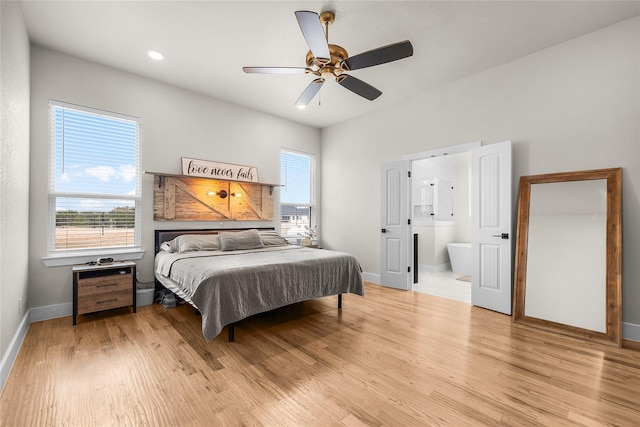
[514,168,622,346]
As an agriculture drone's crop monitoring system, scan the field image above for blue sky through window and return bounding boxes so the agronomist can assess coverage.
[280,150,311,205]
[53,106,139,211]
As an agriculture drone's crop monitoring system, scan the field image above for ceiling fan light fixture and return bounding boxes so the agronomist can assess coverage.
[147,50,164,61]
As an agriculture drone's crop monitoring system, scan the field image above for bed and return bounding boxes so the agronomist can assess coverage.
[154,228,364,341]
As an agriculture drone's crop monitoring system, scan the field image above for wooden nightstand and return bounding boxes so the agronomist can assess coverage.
[72,261,136,325]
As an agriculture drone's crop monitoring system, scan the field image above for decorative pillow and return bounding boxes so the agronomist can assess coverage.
[219,229,264,251]
[174,234,221,252]
[259,230,290,247]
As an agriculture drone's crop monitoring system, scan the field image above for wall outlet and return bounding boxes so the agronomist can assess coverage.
[18,298,23,314]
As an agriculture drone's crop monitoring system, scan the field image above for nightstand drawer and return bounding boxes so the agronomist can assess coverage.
[78,289,133,314]
[77,274,131,296]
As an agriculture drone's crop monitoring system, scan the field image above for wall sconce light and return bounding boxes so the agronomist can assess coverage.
[206,190,242,199]
[207,190,228,198]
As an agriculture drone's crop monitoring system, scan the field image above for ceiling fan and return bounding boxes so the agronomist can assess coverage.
[242,10,413,109]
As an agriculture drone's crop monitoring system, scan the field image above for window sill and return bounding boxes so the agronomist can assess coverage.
[42,248,145,267]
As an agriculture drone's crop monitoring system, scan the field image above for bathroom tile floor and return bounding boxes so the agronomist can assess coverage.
[412,270,471,304]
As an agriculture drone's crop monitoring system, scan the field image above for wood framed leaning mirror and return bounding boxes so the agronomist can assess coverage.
[514,168,622,346]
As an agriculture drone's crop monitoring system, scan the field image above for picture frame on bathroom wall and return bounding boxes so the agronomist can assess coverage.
[513,168,622,347]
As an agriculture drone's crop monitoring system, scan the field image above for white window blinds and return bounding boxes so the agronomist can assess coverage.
[281,150,315,205]
[280,149,317,238]
[49,101,142,251]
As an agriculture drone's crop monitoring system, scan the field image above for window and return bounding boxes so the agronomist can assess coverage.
[49,101,141,252]
[280,149,316,238]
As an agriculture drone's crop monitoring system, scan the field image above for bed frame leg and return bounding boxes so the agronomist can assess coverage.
[228,324,235,342]
[338,294,342,309]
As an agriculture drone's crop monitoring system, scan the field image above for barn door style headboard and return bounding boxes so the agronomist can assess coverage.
[150,173,276,221]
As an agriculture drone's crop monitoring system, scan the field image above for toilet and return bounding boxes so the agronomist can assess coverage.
[447,243,471,276]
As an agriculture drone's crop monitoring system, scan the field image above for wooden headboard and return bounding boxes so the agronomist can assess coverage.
[154,228,275,254]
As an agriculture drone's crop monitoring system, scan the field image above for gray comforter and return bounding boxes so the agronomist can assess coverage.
[155,246,364,340]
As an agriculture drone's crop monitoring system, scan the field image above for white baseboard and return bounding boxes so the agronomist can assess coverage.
[30,302,72,322]
[622,322,640,343]
[0,310,30,393]
[361,272,380,284]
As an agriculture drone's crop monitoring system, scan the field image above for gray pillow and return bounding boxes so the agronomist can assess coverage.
[173,234,220,252]
[219,229,264,251]
[259,230,290,247]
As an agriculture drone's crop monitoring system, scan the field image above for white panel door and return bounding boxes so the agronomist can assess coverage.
[380,160,410,290]
[471,141,513,314]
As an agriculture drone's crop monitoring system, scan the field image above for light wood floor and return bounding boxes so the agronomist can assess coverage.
[2,282,639,426]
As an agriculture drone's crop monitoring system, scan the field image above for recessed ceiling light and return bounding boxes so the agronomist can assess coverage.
[147,50,164,60]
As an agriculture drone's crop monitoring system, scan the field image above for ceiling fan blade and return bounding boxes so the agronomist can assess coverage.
[295,11,330,62]
[342,40,413,71]
[242,67,310,74]
[295,78,324,108]
[336,75,382,101]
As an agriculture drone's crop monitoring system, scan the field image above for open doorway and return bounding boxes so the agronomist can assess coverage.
[381,140,513,315]
[411,152,472,303]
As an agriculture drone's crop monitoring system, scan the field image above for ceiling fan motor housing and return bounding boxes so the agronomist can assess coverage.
[306,44,348,77]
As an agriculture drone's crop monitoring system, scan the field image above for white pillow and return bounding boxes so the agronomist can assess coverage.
[160,240,176,252]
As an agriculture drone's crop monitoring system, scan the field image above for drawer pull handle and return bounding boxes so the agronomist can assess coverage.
[97,299,118,304]
[96,283,117,288]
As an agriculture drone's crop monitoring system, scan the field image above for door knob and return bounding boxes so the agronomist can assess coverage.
[492,233,509,239]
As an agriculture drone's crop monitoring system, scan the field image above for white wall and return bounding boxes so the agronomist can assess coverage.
[28,46,320,309]
[0,1,30,387]
[321,17,640,325]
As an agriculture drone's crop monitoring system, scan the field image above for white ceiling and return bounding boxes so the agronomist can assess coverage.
[20,1,639,129]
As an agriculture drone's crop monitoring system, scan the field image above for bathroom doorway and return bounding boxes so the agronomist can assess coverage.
[411,151,472,303]
[381,141,513,314]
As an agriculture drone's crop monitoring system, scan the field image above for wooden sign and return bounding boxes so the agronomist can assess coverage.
[181,157,259,183]
[153,175,274,221]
